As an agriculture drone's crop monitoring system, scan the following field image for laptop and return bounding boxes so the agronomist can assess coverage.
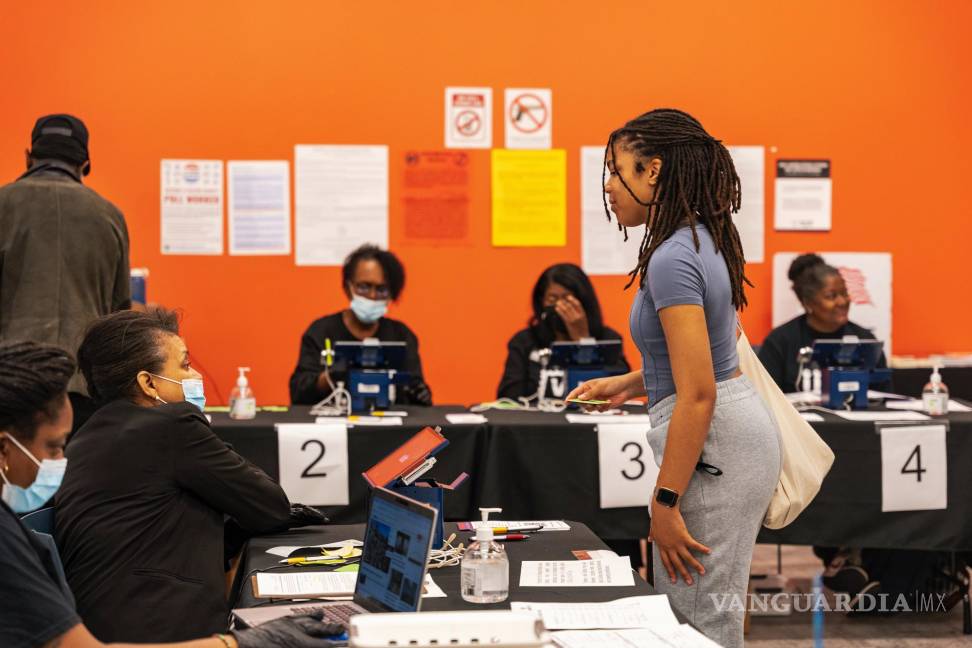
[232,487,438,629]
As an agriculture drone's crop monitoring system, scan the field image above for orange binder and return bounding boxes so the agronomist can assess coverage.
[362,426,449,488]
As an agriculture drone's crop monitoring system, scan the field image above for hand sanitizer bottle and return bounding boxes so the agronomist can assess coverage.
[922,365,949,415]
[461,507,509,603]
[229,367,257,420]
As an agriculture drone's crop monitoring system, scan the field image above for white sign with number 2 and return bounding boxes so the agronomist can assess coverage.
[597,423,659,509]
[880,424,947,512]
[276,423,349,507]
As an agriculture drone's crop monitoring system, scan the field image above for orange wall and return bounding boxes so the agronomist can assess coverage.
[2,1,970,405]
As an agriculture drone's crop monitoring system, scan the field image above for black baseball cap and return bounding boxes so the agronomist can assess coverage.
[30,114,90,175]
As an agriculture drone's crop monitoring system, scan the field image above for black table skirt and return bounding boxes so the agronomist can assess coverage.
[235,521,675,615]
[211,406,972,550]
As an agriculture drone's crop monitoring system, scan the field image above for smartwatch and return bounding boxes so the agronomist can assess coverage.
[655,487,680,508]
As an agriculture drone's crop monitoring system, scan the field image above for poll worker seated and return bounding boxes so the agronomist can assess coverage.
[497,262,630,400]
[289,244,432,406]
[0,341,340,648]
[758,253,888,394]
[54,309,313,643]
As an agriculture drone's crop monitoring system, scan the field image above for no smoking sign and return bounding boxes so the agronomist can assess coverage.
[505,87,552,149]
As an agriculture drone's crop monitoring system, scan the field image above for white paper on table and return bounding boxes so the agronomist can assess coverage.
[255,571,358,597]
[469,520,571,532]
[727,146,765,263]
[227,160,291,255]
[446,413,489,424]
[868,390,912,401]
[886,399,971,413]
[552,625,720,648]
[422,573,447,599]
[276,423,349,506]
[880,424,947,512]
[265,539,364,558]
[511,595,678,629]
[597,423,658,509]
[315,416,403,426]
[800,412,825,422]
[160,159,223,254]
[519,557,635,587]
[566,414,652,425]
[580,146,644,276]
[294,145,388,266]
[829,410,930,422]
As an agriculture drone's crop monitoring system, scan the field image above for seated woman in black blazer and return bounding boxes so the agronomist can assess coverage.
[289,244,432,406]
[497,263,630,400]
[55,309,296,644]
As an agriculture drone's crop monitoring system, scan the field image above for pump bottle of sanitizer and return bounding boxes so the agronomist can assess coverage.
[922,364,949,416]
[461,507,509,603]
[229,367,257,420]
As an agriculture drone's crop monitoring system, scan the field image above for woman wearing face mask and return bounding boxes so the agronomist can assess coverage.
[0,341,346,648]
[496,263,630,400]
[54,309,296,643]
[289,244,431,406]
[758,253,889,394]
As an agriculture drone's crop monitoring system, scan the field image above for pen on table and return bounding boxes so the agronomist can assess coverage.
[278,556,350,565]
[492,525,543,534]
[493,534,530,541]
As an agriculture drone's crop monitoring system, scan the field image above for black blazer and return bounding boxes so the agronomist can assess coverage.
[55,400,291,643]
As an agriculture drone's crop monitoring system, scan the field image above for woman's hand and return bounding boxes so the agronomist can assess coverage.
[649,502,711,586]
[564,372,641,411]
[555,295,590,341]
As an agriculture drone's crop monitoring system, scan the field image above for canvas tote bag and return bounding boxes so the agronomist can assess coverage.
[736,328,835,529]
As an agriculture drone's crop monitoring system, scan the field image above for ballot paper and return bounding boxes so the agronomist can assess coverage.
[462,520,571,532]
[886,399,971,413]
[511,595,677,629]
[552,625,721,648]
[519,557,635,587]
[446,413,489,424]
[828,410,930,422]
[565,414,652,425]
[254,571,445,599]
[265,539,364,558]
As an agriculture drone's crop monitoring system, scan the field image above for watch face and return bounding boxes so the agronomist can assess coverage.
[656,488,679,507]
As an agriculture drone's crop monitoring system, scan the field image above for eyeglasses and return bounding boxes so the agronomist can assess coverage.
[351,281,390,299]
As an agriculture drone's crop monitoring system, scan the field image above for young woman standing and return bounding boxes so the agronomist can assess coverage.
[567,109,781,648]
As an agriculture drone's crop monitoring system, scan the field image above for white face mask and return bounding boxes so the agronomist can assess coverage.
[1,433,67,514]
[350,295,388,324]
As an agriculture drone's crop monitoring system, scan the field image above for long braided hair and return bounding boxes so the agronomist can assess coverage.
[0,341,75,441]
[602,108,752,309]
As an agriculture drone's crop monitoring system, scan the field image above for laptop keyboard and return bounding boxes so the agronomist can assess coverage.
[291,603,362,628]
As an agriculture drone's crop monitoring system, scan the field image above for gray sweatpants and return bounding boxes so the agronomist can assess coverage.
[647,375,781,648]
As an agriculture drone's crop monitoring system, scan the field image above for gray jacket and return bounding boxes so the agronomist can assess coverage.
[0,162,130,391]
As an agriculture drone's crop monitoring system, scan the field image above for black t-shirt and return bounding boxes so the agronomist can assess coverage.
[757,314,889,393]
[0,501,79,648]
[289,312,426,405]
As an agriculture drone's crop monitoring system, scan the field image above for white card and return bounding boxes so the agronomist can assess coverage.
[880,424,947,512]
[276,423,349,506]
[446,413,489,425]
[597,423,658,509]
[519,558,635,587]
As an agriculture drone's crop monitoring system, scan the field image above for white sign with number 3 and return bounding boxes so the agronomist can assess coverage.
[880,424,947,512]
[597,423,659,509]
[276,423,349,506]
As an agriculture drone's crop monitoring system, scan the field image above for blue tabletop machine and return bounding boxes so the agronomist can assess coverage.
[812,337,890,409]
[331,340,410,412]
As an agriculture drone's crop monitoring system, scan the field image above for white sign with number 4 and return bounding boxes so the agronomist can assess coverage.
[880,424,947,512]
[597,423,659,509]
[276,423,349,507]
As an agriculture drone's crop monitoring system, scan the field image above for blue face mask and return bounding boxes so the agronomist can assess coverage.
[151,374,207,411]
[1,433,66,514]
[350,295,388,324]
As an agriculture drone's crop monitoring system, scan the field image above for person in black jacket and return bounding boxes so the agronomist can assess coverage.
[54,309,298,643]
[758,253,888,394]
[289,244,431,406]
[497,263,630,400]
[0,341,338,648]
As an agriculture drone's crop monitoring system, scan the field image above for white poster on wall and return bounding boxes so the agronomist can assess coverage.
[504,88,552,150]
[445,87,493,149]
[772,252,893,353]
[228,160,291,255]
[294,145,388,266]
[727,146,765,263]
[160,159,223,255]
[774,159,832,231]
[580,146,643,276]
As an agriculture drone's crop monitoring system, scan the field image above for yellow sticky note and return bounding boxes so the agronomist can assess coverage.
[491,149,566,247]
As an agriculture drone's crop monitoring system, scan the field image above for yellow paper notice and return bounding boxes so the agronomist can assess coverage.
[491,149,566,246]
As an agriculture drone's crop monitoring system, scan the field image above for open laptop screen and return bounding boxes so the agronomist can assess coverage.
[355,488,437,613]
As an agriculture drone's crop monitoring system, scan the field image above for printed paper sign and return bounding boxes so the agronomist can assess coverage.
[160,159,223,255]
[402,150,471,243]
[597,423,658,509]
[728,146,765,263]
[276,423,349,506]
[445,87,492,149]
[505,88,552,149]
[227,160,290,255]
[880,424,947,512]
[580,146,644,275]
[774,159,831,231]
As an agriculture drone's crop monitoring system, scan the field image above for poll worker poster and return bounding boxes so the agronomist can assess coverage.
[580,146,643,275]
[227,160,291,255]
[160,159,223,255]
[504,88,552,150]
[772,252,893,353]
[491,149,566,247]
[445,87,492,149]
[774,159,832,231]
[401,150,471,244]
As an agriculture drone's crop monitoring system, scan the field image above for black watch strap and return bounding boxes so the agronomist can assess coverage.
[655,487,679,508]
